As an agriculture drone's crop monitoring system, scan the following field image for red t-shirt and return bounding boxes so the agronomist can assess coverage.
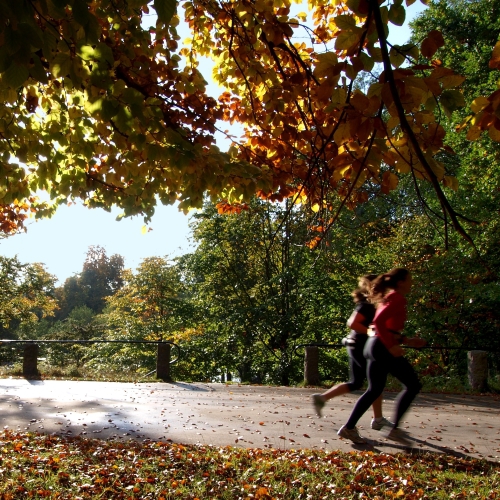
[373,290,407,349]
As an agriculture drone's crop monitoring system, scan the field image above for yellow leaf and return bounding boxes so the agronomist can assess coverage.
[142,225,148,234]
[439,74,466,89]
[443,175,458,191]
[466,125,482,141]
[335,30,361,51]
[470,96,489,113]
[333,123,351,145]
[489,41,500,69]
[488,124,500,142]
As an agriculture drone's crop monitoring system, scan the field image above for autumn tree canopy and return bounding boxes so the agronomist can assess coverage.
[1,0,499,240]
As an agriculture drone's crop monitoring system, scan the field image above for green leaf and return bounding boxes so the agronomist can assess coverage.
[3,62,29,89]
[154,0,177,25]
[440,90,465,118]
[389,46,406,68]
[18,23,44,50]
[78,45,96,61]
[30,54,49,84]
[94,43,114,66]
[72,0,91,26]
[359,52,374,72]
[51,52,72,78]
[335,30,361,51]
[334,15,357,30]
[388,5,406,26]
[101,99,120,121]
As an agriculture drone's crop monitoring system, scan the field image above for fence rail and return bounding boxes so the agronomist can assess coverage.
[295,342,496,391]
[293,342,498,355]
[0,339,180,381]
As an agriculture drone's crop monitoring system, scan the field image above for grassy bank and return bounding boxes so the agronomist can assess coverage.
[0,430,498,499]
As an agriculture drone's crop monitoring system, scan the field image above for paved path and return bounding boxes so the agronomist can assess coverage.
[1,379,499,462]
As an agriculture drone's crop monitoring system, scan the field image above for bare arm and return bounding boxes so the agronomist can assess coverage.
[347,311,368,334]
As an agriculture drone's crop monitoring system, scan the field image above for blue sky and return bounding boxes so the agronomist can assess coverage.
[0,203,194,284]
[0,2,425,285]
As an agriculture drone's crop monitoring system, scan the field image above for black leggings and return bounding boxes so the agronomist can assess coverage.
[346,335,368,392]
[346,336,422,429]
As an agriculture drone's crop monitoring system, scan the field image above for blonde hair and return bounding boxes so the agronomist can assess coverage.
[352,274,377,303]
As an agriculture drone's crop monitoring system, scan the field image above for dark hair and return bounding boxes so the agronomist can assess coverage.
[352,274,378,303]
[371,268,410,303]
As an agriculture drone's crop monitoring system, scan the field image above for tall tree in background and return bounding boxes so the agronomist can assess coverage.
[0,256,57,338]
[104,257,186,341]
[55,245,124,319]
[79,245,124,312]
[89,256,190,376]
[181,200,354,385]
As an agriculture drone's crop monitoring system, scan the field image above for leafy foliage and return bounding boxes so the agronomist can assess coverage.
[54,245,124,319]
[0,430,498,498]
[104,256,187,341]
[85,256,193,376]
[0,255,57,334]
[1,0,499,243]
[178,199,358,385]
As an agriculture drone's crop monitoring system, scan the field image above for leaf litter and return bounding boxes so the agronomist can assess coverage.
[0,430,498,499]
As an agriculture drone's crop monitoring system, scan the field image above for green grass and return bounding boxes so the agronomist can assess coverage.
[0,363,160,383]
[0,430,498,499]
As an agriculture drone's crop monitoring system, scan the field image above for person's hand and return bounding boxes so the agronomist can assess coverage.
[388,345,405,357]
[405,337,427,348]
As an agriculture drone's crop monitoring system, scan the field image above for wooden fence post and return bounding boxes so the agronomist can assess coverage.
[156,342,172,381]
[468,350,488,392]
[304,346,320,385]
[23,343,39,378]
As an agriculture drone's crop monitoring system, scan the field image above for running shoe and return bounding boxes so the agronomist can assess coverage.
[311,393,325,418]
[337,425,367,444]
[371,417,394,430]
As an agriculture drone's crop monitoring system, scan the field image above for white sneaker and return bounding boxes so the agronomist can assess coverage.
[371,417,394,430]
[337,425,367,444]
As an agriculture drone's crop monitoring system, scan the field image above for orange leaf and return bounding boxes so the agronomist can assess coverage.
[421,30,445,59]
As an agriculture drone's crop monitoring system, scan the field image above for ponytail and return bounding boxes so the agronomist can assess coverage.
[370,268,409,303]
[351,273,378,303]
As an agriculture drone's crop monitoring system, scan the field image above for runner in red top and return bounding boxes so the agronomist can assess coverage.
[337,268,426,445]
[311,275,392,432]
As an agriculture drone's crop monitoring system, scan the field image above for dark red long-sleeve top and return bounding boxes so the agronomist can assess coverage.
[373,290,407,350]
